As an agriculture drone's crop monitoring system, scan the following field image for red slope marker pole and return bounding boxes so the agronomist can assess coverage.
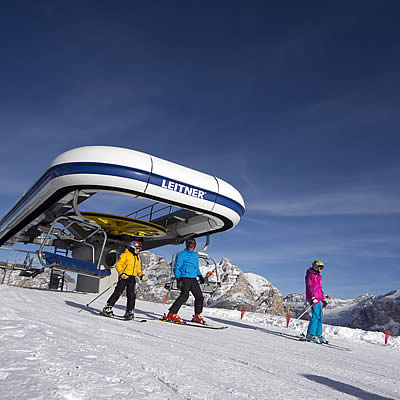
[384,330,391,345]
[286,314,291,328]
[163,294,168,305]
[240,307,246,320]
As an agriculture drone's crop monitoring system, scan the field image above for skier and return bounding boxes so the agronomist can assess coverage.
[165,238,206,324]
[305,260,328,343]
[102,241,145,319]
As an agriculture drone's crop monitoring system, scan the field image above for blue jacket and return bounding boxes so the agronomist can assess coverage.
[173,249,201,279]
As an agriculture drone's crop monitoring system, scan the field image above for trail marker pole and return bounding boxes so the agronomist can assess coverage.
[286,304,291,328]
[240,307,246,320]
[384,330,391,345]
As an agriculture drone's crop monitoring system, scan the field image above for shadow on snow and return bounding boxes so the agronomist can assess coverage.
[302,374,395,400]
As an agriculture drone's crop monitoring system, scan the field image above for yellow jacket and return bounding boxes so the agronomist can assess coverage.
[115,249,142,278]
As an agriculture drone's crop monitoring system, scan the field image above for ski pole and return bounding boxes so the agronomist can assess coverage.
[86,281,117,307]
[290,303,313,324]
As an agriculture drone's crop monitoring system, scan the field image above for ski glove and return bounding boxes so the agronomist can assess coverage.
[312,297,319,305]
[139,273,145,281]
[322,300,327,308]
[120,273,129,279]
[198,275,205,284]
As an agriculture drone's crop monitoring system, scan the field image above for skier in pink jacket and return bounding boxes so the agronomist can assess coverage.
[305,260,328,344]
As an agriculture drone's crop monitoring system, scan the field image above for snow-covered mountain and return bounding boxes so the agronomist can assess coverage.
[136,251,400,336]
[3,249,399,336]
[283,293,375,321]
[350,290,400,336]
[284,291,400,336]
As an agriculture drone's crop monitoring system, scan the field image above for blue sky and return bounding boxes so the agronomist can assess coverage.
[1,2,400,298]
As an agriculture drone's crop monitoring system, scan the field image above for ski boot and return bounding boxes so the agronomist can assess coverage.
[101,305,114,317]
[306,334,321,344]
[124,310,135,320]
[164,312,183,322]
[318,335,329,344]
[191,314,205,324]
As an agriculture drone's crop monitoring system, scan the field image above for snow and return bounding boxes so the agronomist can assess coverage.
[323,302,361,326]
[1,285,400,400]
[380,290,400,300]
[379,290,400,307]
[244,272,271,287]
[244,272,275,296]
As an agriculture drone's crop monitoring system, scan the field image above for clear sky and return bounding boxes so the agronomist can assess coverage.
[1,2,399,299]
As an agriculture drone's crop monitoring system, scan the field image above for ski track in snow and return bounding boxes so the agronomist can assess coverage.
[0,286,399,400]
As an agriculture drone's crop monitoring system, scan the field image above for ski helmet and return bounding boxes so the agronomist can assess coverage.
[185,238,196,249]
[312,260,324,271]
[129,241,142,252]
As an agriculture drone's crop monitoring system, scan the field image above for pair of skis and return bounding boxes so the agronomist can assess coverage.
[157,315,227,330]
[280,331,350,351]
[298,333,329,344]
[99,312,227,330]
[300,338,350,351]
[99,311,147,322]
[98,312,348,348]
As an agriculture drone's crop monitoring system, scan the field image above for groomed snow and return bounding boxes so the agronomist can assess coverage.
[1,285,399,400]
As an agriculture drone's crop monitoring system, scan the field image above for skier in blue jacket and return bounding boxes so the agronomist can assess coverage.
[165,238,206,323]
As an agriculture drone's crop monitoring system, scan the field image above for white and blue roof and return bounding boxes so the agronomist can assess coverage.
[0,146,245,247]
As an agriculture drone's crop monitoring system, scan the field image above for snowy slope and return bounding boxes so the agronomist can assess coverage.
[1,285,400,400]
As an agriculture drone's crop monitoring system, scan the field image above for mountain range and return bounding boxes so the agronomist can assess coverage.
[2,249,399,336]
[136,251,400,336]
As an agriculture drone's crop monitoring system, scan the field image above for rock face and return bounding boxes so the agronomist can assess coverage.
[206,259,284,315]
[245,272,285,315]
[135,251,177,303]
[283,293,308,318]
[350,290,400,335]
[136,254,285,316]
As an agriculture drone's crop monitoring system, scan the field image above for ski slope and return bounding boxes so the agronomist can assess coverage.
[1,286,399,400]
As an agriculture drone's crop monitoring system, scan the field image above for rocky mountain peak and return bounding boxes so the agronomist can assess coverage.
[135,253,285,315]
[350,290,400,335]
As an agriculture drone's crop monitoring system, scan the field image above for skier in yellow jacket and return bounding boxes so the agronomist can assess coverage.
[102,241,145,320]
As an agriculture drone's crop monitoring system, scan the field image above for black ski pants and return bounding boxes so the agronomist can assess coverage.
[107,276,136,312]
[169,277,204,315]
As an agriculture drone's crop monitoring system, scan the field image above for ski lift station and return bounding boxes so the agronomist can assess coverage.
[0,146,245,294]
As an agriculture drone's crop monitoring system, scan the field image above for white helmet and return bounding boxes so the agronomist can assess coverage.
[129,241,142,251]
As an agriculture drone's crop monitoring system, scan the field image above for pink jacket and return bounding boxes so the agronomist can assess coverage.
[305,267,325,302]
